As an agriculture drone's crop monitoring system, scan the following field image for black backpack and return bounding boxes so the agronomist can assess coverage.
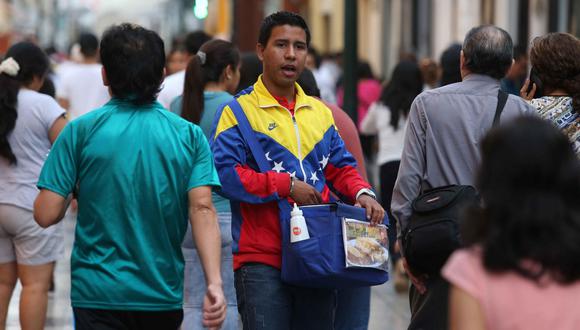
[401,90,508,276]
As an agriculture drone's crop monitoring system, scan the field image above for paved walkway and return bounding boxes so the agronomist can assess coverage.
[7,213,411,329]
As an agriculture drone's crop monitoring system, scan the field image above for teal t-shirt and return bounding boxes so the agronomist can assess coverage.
[37,98,221,311]
[170,91,233,213]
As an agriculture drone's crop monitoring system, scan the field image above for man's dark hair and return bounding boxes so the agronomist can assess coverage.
[462,25,513,80]
[184,31,212,55]
[79,32,99,58]
[258,11,311,46]
[100,23,165,106]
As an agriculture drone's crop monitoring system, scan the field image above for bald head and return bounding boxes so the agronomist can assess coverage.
[462,25,513,79]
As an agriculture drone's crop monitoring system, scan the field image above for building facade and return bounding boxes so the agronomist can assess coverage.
[306,0,579,79]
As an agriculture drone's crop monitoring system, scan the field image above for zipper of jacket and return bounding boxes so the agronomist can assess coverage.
[284,107,307,181]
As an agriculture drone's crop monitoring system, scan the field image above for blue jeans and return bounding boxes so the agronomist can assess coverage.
[181,212,238,330]
[334,287,371,330]
[235,263,335,330]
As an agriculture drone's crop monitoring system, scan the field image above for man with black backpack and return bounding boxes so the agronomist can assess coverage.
[391,25,536,329]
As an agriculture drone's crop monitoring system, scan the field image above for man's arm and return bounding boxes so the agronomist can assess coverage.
[391,95,428,291]
[211,105,292,204]
[391,96,427,238]
[34,190,72,228]
[35,122,78,228]
[188,186,226,329]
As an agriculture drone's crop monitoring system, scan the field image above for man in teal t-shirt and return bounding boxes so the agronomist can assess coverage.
[34,24,227,330]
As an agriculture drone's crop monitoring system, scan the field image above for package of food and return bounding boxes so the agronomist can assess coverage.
[342,218,389,271]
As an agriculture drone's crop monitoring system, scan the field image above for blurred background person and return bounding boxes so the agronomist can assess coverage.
[158,30,212,108]
[337,61,381,129]
[337,60,382,184]
[166,45,189,76]
[316,52,342,104]
[0,42,67,330]
[439,43,462,87]
[360,60,423,293]
[305,46,320,71]
[235,52,262,93]
[501,45,529,95]
[56,32,110,120]
[169,39,241,330]
[520,32,580,155]
[419,58,438,91]
[444,116,580,329]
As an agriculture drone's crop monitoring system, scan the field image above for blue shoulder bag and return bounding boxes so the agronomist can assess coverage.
[228,99,389,288]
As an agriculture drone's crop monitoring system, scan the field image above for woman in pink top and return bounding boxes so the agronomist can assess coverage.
[442,117,580,330]
[336,61,381,129]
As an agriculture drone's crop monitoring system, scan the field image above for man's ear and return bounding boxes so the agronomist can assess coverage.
[459,50,465,71]
[101,66,109,86]
[256,43,265,61]
[224,64,233,78]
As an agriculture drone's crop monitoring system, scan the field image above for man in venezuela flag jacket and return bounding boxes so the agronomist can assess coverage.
[210,11,384,330]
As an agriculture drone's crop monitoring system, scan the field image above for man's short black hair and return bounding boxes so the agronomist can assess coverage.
[184,30,212,55]
[100,23,165,105]
[462,25,513,79]
[258,11,311,47]
[79,32,99,58]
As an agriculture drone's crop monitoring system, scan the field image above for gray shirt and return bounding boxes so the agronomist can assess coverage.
[0,89,65,210]
[391,74,536,235]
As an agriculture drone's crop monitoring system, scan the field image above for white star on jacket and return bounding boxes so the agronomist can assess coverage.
[265,152,273,161]
[289,171,297,178]
[309,171,319,184]
[319,154,330,169]
[272,161,285,173]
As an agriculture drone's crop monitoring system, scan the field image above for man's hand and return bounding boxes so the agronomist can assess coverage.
[290,179,323,205]
[402,257,428,294]
[202,283,227,329]
[355,194,385,225]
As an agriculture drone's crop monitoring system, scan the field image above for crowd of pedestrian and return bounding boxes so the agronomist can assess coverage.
[0,9,579,330]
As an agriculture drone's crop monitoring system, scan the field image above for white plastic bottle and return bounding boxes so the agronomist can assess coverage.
[290,203,310,243]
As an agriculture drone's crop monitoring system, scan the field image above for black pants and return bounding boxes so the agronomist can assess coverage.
[73,308,183,330]
[408,276,449,330]
[379,160,401,265]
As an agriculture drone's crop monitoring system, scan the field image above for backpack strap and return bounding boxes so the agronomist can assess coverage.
[493,90,509,127]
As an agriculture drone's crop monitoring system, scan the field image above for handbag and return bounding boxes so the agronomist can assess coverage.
[402,90,508,276]
[227,99,389,288]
